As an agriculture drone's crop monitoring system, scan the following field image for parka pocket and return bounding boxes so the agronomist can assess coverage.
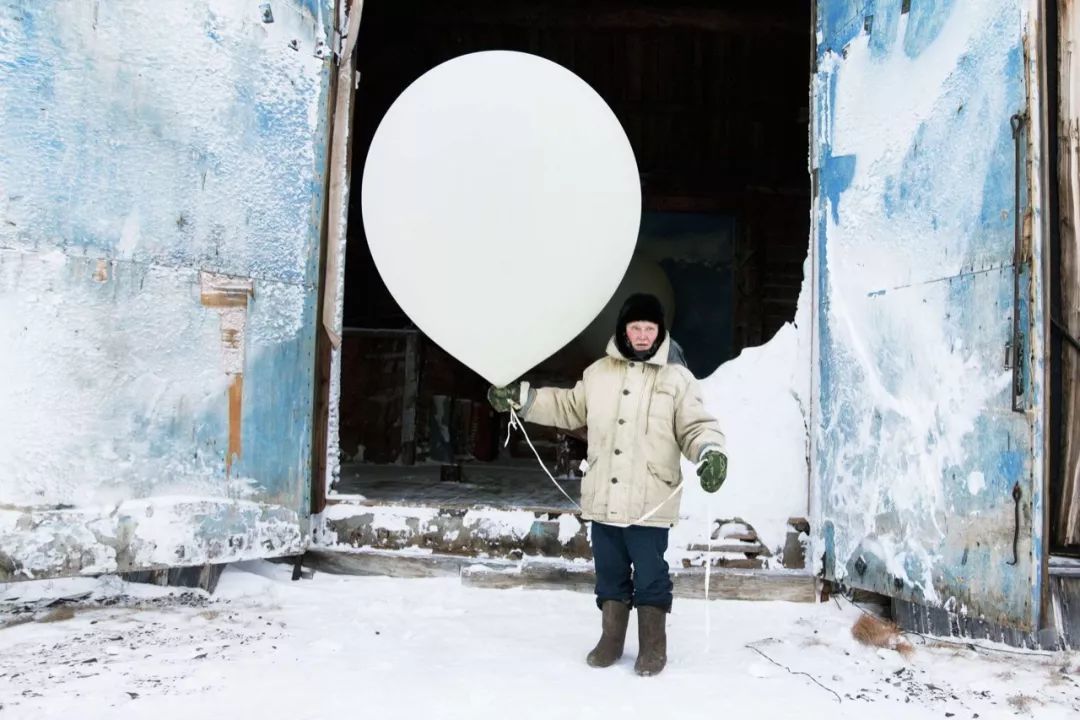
[646,461,680,488]
[580,456,598,506]
[646,385,677,435]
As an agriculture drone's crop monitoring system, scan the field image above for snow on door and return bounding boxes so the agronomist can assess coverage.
[0,2,335,580]
[811,2,1045,629]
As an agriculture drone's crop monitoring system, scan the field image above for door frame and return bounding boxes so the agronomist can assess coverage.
[312,0,365,516]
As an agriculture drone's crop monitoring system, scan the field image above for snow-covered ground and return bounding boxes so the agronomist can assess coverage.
[1,562,1077,719]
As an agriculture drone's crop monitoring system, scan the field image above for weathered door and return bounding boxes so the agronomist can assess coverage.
[811,1,1044,630]
[0,1,335,580]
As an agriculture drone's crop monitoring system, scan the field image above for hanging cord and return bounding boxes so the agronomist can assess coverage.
[704,495,713,651]
[506,408,581,510]
[506,408,684,528]
[508,405,716,647]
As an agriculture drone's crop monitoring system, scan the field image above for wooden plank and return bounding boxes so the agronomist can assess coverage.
[396,1,803,34]
[341,327,422,337]
[1057,1,1080,546]
[1050,554,1080,576]
[313,0,362,512]
[1051,575,1080,648]
[672,568,816,603]
[400,332,419,464]
[462,561,816,603]
[305,548,514,579]
[893,597,1060,650]
[463,563,597,594]
[685,543,766,555]
[308,546,815,602]
[121,562,225,593]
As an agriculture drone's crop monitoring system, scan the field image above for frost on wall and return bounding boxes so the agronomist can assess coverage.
[811,1,1041,628]
[0,1,334,579]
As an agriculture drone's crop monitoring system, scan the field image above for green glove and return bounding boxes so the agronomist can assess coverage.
[487,383,525,413]
[697,450,728,493]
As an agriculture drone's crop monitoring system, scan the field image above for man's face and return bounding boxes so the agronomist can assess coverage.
[626,321,660,352]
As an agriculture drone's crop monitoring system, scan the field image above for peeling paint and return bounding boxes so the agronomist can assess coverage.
[0,1,335,580]
[198,271,254,310]
[812,1,1042,629]
[199,271,254,475]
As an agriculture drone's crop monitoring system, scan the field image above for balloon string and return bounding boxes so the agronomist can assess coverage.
[506,408,683,529]
[506,408,581,509]
[705,494,713,652]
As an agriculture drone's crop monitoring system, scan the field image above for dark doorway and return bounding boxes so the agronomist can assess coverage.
[334,1,811,507]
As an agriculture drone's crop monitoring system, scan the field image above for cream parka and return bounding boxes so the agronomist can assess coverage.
[523,335,725,528]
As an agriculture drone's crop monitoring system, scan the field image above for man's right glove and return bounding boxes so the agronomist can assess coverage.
[487,382,531,413]
[697,450,728,493]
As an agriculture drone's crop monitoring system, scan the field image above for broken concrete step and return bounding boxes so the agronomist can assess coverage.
[319,504,810,571]
[320,502,590,561]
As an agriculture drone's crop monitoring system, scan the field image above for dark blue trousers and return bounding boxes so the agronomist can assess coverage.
[591,521,673,612]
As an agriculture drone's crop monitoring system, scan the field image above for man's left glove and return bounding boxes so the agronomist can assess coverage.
[487,382,531,413]
[697,450,728,493]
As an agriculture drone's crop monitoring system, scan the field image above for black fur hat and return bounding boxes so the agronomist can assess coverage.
[615,293,666,359]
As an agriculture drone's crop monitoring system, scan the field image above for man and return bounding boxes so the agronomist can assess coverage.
[488,293,728,676]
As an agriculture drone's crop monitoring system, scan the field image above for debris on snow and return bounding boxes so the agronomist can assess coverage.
[851,613,915,659]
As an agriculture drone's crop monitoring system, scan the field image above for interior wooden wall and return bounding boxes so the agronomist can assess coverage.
[340,1,811,464]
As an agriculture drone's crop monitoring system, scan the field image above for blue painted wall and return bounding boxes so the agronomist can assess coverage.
[812,1,1044,629]
[0,1,335,579]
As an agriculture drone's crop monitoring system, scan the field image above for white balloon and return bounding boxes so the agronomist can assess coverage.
[361,51,641,387]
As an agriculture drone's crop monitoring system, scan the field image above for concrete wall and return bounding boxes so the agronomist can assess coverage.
[811,1,1046,629]
[0,0,334,579]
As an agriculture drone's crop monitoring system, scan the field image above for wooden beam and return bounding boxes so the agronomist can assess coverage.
[306,548,817,602]
[400,332,420,464]
[462,561,817,602]
[313,0,364,513]
[388,1,806,35]
[306,548,516,578]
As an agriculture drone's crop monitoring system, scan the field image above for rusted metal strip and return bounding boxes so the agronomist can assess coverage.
[199,271,254,476]
[227,375,244,475]
[1008,482,1023,566]
[1011,112,1028,413]
[199,271,253,308]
